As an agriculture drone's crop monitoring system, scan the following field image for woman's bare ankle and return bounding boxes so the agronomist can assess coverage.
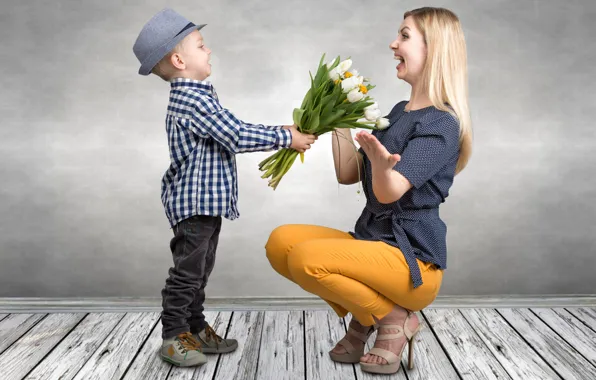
[331,318,373,354]
[348,318,368,332]
[377,305,410,325]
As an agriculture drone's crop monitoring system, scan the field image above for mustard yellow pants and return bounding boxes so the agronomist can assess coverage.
[265,224,443,326]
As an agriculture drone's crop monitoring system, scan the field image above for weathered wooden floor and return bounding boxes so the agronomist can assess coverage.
[1,308,596,379]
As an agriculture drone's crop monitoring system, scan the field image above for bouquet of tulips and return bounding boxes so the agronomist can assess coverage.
[258,54,389,189]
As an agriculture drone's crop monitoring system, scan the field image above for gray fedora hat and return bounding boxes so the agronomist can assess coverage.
[133,8,206,75]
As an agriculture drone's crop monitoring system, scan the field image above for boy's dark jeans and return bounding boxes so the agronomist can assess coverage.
[161,215,222,339]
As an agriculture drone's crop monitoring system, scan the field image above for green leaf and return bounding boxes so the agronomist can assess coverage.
[313,82,327,107]
[308,103,322,132]
[292,108,305,127]
[320,109,346,127]
[314,64,326,86]
[319,94,335,118]
[302,112,312,131]
[336,102,360,114]
[318,53,326,70]
[303,73,316,113]
[352,100,375,112]
[300,88,311,109]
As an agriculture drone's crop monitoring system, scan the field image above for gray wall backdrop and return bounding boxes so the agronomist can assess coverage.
[1,0,595,298]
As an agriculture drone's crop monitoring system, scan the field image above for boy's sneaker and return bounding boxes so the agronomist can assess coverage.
[193,325,238,354]
[160,332,207,366]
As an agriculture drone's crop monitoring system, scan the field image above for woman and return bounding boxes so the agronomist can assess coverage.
[265,7,472,375]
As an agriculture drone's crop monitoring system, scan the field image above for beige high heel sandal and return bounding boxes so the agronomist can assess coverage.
[359,312,421,374]
[329,320,377,364]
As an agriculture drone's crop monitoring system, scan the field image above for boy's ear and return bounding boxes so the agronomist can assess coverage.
[170,53,186,70]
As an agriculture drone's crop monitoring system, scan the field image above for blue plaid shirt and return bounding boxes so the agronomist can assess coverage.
[161,78,292,227]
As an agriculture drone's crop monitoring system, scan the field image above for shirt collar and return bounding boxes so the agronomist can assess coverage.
[170,77,215,95]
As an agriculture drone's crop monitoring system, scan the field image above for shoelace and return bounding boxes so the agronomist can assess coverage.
[204,325,223,343]
[176,332,202,352]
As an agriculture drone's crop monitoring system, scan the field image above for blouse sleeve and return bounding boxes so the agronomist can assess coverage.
[394,112,460,188]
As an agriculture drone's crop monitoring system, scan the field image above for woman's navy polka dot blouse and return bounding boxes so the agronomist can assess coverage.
[351,100,461,288]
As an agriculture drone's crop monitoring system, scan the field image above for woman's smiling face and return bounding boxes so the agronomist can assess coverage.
[389,16,427,86]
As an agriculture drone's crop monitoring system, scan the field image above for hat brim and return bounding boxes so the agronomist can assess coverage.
[138,23,206,76]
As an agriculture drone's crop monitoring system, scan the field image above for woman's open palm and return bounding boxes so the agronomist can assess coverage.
[354,131,401,172]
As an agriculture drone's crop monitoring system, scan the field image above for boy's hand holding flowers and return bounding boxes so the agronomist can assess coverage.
[283,124,317,153]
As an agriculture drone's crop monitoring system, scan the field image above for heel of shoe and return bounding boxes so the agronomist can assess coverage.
[407,334,415,370]
[406,327,421,370]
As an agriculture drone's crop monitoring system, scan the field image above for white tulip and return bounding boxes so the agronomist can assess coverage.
[328,67,340,81]
[338,59,352,73]
[341,76,360,93]
[365,107,382,121]
[376,117,390,129]
[347,89,364,103]
[364,102,379,111]
[356,76,364,85]
[350,69,359,77]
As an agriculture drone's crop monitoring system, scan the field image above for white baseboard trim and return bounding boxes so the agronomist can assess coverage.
[1,295,595,313]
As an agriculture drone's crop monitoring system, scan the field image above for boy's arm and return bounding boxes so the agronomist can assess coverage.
[247,123,284,131]
[189,99,292,154]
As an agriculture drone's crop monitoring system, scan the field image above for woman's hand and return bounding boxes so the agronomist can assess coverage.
[354,131,401,172]
[354,131,412,203]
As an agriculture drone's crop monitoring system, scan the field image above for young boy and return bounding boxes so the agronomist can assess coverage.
[132,8,316,367]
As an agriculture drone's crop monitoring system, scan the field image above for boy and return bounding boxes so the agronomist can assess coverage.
[133,8,316,367]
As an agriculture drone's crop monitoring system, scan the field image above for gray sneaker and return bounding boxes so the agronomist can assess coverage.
[193,325,238,354]
[160,332,207,366]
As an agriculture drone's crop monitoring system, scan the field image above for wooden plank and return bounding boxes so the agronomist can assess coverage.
[119,314,170,380]
[0,314,45,355]
[498,308,596,379]
[256,311,304,380]
[0,313,84,379]
[406,312,459,380]
[567,307,596,332]
[214,311,265,380]
[72,312,160,380]
[304,311,355,380]
[461,308,559,379]
[24,313,124,380]
[424,309,511,379]
[166,311,233,380]
[532,308,596,367]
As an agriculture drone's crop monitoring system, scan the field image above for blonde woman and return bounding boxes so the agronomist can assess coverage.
[265,7,472,375]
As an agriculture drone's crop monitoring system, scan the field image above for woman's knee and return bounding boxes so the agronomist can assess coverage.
[265,225,294,268]
[393,270,443,311]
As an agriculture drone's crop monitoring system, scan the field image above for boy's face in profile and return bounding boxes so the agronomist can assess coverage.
[177,30,212,81]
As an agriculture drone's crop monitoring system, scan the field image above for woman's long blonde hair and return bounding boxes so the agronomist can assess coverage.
[404,7,472,174]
